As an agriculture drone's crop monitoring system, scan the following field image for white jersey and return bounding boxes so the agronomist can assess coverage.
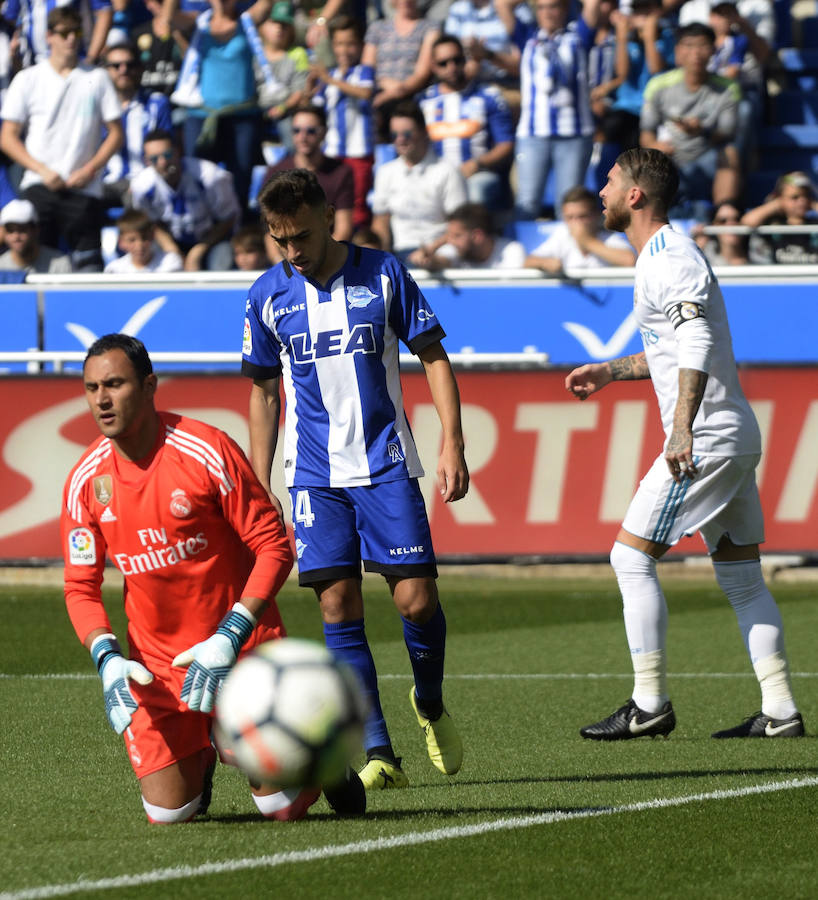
[634,224,760,456]
[1,61,121,197]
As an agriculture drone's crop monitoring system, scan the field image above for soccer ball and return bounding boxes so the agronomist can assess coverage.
[214,638,368,788]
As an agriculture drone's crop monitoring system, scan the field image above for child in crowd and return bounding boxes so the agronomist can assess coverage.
[104,209,183,274]
[742,171,818,265]
[260,0,311,152]
[308,15,375,230]
[231,224,270,270]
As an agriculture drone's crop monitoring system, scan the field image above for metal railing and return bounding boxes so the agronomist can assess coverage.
[0,349,552,373]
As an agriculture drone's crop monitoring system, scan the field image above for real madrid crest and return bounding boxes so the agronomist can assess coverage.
[170,488,192,518]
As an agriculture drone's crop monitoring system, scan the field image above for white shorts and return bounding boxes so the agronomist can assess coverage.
[621,453,765,552]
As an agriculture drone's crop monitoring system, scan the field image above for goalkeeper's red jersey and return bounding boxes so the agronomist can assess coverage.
[62,412,293,669]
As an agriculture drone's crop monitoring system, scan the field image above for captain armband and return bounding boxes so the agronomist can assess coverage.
[666,301,706,329]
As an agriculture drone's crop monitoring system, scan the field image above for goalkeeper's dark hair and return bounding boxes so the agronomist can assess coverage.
[615,148,679,215]
[84,334,153,382]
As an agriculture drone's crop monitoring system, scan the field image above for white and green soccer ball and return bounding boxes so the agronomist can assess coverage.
[215,638,368,788]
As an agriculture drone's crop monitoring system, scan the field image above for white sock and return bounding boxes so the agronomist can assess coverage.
[712,559,797,718]
[142,794,201,824]
[753,652,798,720]
[252,787,304,817]
[610,541,668,713]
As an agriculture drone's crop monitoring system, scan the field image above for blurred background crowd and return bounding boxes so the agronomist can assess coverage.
[0,0,815,275]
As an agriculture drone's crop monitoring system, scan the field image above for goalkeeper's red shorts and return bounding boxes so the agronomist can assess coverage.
[123,622,285,779]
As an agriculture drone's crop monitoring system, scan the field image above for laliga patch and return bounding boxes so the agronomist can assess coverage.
[93,474,113,505]
[346,285,377,309]
[243,318,252,355]
[68,527,96,565]
[170,489,192,518]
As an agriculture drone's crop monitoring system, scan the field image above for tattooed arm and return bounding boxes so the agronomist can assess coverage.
[564,352,650,401]
[665,367,708,482]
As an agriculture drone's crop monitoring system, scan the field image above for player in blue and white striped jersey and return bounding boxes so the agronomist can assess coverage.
[514,0,600,219]
[242,168,469,791]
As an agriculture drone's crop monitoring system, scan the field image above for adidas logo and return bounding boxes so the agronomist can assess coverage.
[100,507,117,522]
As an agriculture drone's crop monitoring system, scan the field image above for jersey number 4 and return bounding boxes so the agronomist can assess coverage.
[293,490,315,527]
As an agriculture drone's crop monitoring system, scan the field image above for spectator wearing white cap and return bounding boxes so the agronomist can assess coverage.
[0,199,73,274]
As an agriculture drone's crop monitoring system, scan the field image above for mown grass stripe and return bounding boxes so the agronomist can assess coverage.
[3,776,817,900]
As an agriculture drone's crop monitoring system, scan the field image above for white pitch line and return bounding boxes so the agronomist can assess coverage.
[3,776,818,900]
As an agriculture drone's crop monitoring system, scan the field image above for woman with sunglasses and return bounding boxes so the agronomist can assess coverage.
[692,199,748,267]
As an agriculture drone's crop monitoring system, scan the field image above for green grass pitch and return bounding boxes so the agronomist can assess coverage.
[2,571,817,899]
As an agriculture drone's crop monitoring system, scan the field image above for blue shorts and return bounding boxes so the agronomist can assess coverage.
[288,480,437,586]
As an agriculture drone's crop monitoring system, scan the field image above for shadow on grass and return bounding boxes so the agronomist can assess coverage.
[438,764,818,789]
[200,765,818,825]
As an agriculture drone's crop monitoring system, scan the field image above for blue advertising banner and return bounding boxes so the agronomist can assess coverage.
[43,287,248,370]
[37,278,818,367]
[0,288,39,373]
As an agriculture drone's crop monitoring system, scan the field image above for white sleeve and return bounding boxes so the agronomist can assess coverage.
[370,165,391,216]
[98,71,123,123]
[207,168,241,223]
[1,69,29,123]
[441,164,467,215]
[676,316,713,373]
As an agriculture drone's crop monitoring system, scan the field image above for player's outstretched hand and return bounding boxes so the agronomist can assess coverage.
[172,602,257,713]
[90,634,154,735]
[565,363,612,401]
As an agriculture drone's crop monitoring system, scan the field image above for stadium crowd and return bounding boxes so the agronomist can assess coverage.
[0,0,815,273]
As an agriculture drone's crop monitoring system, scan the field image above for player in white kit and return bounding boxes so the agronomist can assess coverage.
[565,148,803,740]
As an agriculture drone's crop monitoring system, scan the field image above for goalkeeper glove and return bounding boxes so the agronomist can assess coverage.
[172,602,257,713]
[90,634,154,735]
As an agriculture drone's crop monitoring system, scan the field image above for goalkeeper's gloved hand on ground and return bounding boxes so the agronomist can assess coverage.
[172,602,257,713]
[90,634,154,735]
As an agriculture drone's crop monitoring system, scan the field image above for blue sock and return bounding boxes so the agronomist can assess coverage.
[402,603,446,713]
[323,619,391,752]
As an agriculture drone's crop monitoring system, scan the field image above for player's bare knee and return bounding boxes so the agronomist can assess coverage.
[141,794,202,824]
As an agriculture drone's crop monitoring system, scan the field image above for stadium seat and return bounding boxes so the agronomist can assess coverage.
[773,0,792,47]
[745,171,779,206]
[247,165,269,211]
[777,47,818,91]
[505,219,558,253]
[373,143,397,171]
[775,90,818,126]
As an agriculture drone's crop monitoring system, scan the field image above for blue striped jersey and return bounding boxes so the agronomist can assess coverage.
[241,245,446,488]
[105,89,173,185]
[516,18,595,139]
[315,64,375,159]
[419,82,513,168]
